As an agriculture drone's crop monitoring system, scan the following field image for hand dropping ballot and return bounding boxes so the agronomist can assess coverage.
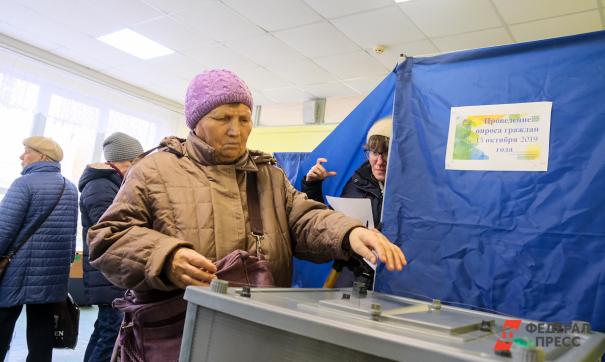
[325,196,377,270]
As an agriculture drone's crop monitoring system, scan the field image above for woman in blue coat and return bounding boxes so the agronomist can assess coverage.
[0,136,78,362]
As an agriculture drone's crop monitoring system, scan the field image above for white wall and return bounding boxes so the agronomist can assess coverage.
[257,95,363,126]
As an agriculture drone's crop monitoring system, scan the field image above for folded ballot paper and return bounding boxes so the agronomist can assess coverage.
[326,196,376,270]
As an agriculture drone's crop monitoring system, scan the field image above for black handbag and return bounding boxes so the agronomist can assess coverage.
[52,293,80,349]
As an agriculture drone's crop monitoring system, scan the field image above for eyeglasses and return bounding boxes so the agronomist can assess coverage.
[365,150,388,160]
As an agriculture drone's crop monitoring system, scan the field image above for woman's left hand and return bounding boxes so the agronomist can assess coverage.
[348,228,407,271]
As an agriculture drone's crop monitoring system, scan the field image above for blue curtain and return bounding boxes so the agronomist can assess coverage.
[274,152,309,186]
[376,30,605,332]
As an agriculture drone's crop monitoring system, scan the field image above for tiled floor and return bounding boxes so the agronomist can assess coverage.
[5,305,98,362]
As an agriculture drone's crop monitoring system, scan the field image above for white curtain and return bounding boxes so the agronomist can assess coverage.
[44,94,100,185]
[0,72,39,196]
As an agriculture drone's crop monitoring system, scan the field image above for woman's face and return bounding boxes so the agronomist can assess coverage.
[194,103,252,163]
[368,150,387,182]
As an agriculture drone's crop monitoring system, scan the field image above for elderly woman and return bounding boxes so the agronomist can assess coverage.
[88,69,405,294]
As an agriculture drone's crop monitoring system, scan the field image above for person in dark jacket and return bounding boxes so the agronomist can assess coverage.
[78,132,143,362]
[301,117,392,287]
[0,136,78,362]
[302,117,392,229]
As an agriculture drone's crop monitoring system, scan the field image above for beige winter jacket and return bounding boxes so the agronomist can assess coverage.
[88,133,361,290]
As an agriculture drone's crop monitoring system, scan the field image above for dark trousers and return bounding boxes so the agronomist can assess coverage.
[0,303,55,362]
[84,304,123,362]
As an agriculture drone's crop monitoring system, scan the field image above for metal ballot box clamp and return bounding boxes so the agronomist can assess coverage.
[179,283,605,362]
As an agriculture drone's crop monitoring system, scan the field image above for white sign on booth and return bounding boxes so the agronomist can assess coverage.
[445,101,552,171]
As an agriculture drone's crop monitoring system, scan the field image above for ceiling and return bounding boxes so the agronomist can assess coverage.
[0,0,603,108]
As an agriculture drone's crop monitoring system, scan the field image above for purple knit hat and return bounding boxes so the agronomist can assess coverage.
[185,69,254,129]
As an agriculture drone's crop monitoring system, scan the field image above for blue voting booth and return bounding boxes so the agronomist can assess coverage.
[376,30,605,331]
[279,31,604,331]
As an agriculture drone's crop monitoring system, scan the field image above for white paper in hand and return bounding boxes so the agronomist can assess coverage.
[325,196,374,230]
[326,196,377,270]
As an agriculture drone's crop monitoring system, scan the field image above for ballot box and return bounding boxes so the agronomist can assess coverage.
[179,285,605,362]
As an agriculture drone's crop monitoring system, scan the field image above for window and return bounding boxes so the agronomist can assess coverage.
[44,94,100,184]
[0,73,39,199]
[105,110,157,152]
[0,48,181,250]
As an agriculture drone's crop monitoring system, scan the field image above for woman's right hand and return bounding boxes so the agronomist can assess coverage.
[306,157,337,182]
[163,247,217,289]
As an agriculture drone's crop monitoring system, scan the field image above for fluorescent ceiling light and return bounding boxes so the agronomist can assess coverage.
[394,0,412,2]
[98,28,174,60]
